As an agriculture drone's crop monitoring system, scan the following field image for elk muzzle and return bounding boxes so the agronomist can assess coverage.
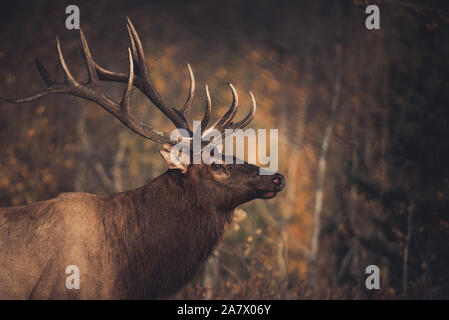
[255,173,285,199]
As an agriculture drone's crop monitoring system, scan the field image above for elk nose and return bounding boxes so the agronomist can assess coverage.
[272,173,285,188]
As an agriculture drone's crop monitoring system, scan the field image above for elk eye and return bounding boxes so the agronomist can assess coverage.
[211,163,224,171]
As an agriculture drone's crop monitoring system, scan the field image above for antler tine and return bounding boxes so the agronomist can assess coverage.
[179,63,195,119]
[208,82,238,133]
[55,37,78,86]
[120,48,134,113]
[201,85,212,132]
[35,58,56,86]
[126,24,139,64]
[228,91,256,130]
[79,29,99,84]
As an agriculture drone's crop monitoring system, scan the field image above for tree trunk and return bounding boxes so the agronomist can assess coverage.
[309,18,343,290]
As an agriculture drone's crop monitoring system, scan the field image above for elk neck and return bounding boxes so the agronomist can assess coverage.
[100,169,233,298]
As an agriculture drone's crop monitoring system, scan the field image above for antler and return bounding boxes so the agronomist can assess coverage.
[7,18,256,146]
[8,34,173,144]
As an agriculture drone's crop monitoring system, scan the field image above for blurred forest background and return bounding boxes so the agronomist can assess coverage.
[1,0,449,299]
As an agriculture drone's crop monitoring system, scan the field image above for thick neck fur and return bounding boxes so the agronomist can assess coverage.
[102,170,233,299]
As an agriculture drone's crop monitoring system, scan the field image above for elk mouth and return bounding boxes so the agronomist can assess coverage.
[258,191,279,199]
[255,189,281,199]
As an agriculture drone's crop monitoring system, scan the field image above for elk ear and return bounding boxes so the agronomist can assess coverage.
[159,143,189,173]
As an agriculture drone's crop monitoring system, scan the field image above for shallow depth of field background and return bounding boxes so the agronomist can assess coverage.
[1,0,448,299]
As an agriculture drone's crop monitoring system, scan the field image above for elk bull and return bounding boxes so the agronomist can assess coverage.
[1,18,285,299]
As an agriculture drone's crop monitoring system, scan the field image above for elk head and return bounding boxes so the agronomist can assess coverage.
[7,17,285,211]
